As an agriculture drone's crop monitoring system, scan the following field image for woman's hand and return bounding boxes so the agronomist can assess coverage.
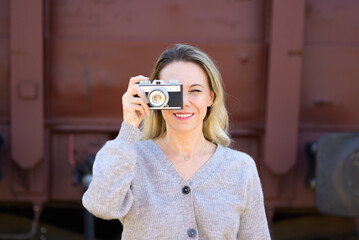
[122,75,151,128]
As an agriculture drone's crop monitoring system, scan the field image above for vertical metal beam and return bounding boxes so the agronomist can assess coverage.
[264,0,305,174]
[10,0,44,169]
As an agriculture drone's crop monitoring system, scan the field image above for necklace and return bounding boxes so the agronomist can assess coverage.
[162,137,207,161]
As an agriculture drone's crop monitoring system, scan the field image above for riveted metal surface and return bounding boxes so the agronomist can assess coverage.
[301,47,359,125]
[301,0,359,126]
[262,0,359,206]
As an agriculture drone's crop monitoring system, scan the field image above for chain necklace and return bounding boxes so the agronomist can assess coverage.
[162,137,207,161]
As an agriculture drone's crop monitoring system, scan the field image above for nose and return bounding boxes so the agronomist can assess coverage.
[183,92,190,107]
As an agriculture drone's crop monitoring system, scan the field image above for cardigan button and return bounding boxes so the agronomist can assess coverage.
[182,186,191,195]
[187,228,197,238]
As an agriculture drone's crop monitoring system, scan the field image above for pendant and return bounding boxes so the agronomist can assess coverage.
[184,156,189,161]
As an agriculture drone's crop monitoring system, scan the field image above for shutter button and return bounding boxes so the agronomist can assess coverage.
[187,228,197,238]
[182,186,191,195]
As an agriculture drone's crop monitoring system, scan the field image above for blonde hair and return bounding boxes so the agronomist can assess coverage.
[141,44,231,147]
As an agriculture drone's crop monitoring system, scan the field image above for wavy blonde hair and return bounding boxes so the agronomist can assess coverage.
[140,44,231,147]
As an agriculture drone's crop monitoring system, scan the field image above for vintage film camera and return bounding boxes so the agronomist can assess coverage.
[139,80,183,110]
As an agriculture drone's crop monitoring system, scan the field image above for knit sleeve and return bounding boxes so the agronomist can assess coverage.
[237,159,271,240]
[82,122,141,220]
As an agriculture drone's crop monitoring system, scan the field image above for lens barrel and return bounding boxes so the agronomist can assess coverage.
[148,87,169,107]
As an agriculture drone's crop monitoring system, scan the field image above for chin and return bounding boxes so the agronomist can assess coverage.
[173,124,203,134]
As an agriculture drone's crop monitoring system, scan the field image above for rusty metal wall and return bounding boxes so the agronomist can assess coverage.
[261,0,359,209]
[45,0,268,202]
[0,0,359,221]
[46,0,267,122]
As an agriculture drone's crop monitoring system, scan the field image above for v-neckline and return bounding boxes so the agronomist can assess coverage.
[148,139,224,188]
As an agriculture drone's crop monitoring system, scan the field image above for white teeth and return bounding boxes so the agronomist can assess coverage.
[175,113,192,118]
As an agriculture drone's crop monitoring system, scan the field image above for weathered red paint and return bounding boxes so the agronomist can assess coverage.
[0,0,358,236]
[264,0,305,175]
[10,0,44,169]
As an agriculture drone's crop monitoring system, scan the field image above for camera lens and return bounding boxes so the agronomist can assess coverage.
[148,87,169,108]
[152,92,164,104]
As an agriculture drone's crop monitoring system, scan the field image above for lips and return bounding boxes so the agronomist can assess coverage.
[175,113,192,117]
[174,113,194,119]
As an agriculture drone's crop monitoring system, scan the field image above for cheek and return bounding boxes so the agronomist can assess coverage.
[196,96,212,109]
[161,110,172,121]
[193,98,210,117]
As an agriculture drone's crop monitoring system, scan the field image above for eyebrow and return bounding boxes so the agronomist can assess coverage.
[189,84,205,88]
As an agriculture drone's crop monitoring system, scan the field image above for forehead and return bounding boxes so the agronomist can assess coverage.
[159,61,208,86]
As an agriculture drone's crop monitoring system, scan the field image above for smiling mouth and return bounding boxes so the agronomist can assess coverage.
[174,113,194,118]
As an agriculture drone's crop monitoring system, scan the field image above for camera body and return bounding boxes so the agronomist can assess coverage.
[138,80,183,110]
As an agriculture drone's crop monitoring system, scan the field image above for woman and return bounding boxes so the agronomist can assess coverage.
[82,44,271,239]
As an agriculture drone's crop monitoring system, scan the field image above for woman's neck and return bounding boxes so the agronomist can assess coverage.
[162,129,207,159]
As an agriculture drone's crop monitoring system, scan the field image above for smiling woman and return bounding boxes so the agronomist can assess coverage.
[159,62,214,143]
[82,44,271,240]
[143,44,230,148]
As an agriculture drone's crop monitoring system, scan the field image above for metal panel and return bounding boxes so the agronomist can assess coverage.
[47,40,266,125]
[10,1,44,169]
[264,0,305,174]
[49,0,265,42]
[300,0,359,127]
[305,0,359,44]
[203,44,267,124]
[50,132,109,201]
[301,47,359,126]
[47,0,267,123]
[47,40,166,118]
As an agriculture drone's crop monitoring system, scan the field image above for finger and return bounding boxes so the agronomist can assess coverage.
[123,95,146,108]
[123,96,150,116]
[130,85,148,102]
[122,85,148,107]
[129,96,151,116]
[125,103,146,118]
[128,75,149,89]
